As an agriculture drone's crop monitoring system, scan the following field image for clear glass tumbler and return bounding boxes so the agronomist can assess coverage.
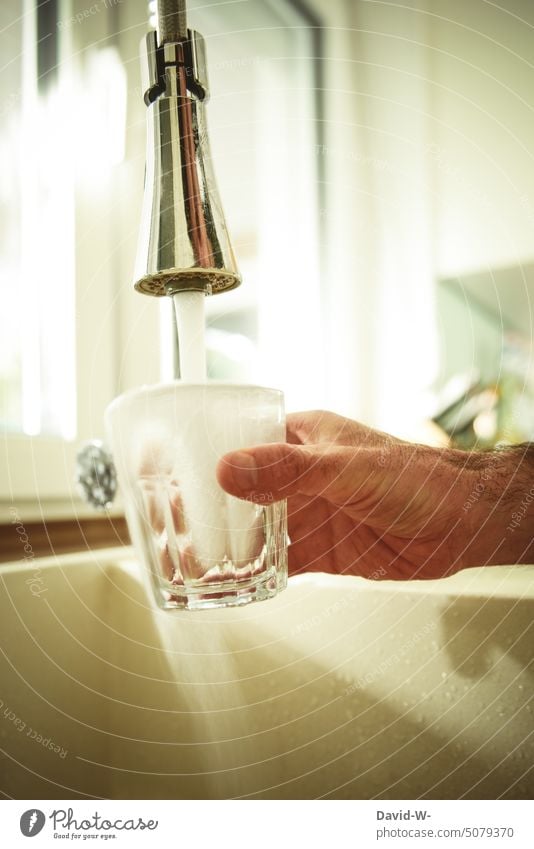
[105,382,288,610]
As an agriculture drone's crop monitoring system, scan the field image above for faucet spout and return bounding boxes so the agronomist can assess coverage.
[133,5,241,297]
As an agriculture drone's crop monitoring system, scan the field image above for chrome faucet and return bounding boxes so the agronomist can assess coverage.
[133,0,241,297]
[77,0,240,509]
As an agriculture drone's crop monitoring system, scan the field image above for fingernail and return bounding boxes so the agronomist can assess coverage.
[228,451,258,491]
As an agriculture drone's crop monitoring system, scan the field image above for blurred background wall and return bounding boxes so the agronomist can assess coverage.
[2,0,534,513]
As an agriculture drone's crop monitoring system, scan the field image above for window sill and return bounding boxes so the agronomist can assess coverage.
[0,514,130,563]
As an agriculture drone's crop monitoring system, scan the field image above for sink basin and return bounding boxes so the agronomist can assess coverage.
[1,550,533,799]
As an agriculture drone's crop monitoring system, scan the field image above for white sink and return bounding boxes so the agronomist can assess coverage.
[1,550,533,799]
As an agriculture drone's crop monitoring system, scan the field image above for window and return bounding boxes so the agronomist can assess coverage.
[0,0,324,518]
[190,0,325,411]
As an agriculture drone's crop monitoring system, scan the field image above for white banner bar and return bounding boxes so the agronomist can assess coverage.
[1,799,532,848]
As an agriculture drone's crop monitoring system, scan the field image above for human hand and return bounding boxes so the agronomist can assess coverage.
[216,410,534,580]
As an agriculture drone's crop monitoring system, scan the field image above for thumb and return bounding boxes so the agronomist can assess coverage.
[216,442,359,502]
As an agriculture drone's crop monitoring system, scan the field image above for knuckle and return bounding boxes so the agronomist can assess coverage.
[264,446,303,491]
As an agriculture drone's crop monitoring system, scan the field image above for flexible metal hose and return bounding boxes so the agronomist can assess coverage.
[157,0,187,43]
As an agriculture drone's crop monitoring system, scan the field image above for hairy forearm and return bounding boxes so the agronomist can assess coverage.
[459,443,534,567]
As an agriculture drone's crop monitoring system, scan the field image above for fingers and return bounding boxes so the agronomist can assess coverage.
[286,410,355,445]
[216,441,364,503]
[288,542,327,575]
[286,410,399,449]
[140,479,185,536]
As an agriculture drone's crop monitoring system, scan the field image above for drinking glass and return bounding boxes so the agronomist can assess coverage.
[106,382,288,610]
